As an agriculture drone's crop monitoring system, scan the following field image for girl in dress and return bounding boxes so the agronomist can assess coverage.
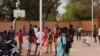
[57,28,68,56]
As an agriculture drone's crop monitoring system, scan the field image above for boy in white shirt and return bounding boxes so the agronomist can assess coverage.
[34,28,45,56]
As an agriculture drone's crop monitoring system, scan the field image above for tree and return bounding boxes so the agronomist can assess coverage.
[61,0,91,21]
[42,0,60,21]
[0,0,16,21]
[20,0,39,20]
[0,0,39,21]
[93,0,100,26]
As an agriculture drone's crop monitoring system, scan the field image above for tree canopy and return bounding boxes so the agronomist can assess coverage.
[0,0,39,21]
[61,0,91,21]
[42,0,60,21]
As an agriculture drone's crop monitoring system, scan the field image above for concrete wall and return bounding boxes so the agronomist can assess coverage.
[0,21,97,32]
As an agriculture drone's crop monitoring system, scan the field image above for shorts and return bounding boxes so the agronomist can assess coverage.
[28,43,32,49]
[48,39,52,44]
[36,43,40,45]
[93,34,97,37]
[77,33,81,36]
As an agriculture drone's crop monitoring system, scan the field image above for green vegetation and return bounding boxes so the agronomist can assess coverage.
[42,0,60,21]
[61,0,91,21]
[0,0,39,21]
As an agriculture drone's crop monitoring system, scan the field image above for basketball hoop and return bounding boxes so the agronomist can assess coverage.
[14,10,25,17]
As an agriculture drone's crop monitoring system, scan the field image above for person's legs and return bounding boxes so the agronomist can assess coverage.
[46,40,49,53]
[79,33,81,41]
[50,43,52,53]
[46,44,49,53]
[94,36,97,43]
[54,38,57,56]
[67,49,70,56]
[19,43,22,53]
[27,43,32,56]
[55,44,57,56]
[34,43,39,55]
[27,44,30,56]
[79,36,81,41]
[27,49,30,56]
[98,36,100,43]
[77,34,79,41]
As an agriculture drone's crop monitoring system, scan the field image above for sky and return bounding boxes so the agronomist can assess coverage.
[58,0,68,15]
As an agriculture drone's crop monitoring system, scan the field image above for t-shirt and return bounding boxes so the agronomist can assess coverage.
[29,28,34,43]
[53,27,57,35]
[36,31,45,43]
[9,29,15,39]
[18,32,23,43]
[93,27,97,35]
[69,28,75,36]
[48,32,53,40]
[34,28,38,35]
[78,27,82,33]
[44,29,48,37]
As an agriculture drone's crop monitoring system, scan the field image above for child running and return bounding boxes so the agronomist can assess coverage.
[83,33,90,46]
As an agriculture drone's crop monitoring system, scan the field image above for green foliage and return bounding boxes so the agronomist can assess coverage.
[61,3,77,20]
[47,13,56,21]
[61,0,91,20]
[43,0,60,21]
[19,0,39,20]
[0,0,39,21]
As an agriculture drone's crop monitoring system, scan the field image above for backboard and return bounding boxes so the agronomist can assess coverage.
[14,10,25,17]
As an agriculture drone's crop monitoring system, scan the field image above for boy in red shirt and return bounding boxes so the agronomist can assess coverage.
[18,29,23,53]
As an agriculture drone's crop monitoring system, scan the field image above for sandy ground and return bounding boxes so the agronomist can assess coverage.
[15,36,100,56]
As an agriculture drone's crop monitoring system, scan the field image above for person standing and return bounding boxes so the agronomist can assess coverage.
[27,24,34,56]
[68,24,75,43]
[34,28,45,56]
[34,25,38,34]
[3,30,8,41]
[34,25,38,43]
[93,25,98,43]
[57,28,68,56]
[98,26,100,43]
[6,31,11,41]
[63,27,72,56]
[77,26,82,41]
[42,27,48,46]
[46,29,53,53]
[18,29,23,53]
[23,25,27,36]
[53,25,59,56]
[9,26,15,40]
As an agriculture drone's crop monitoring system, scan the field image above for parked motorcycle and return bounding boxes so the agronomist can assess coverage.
[0,40,19,56]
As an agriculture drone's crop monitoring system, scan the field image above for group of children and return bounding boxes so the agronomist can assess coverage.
[18,24,54,56]
[0,24,92,56]
[0,26,15,43]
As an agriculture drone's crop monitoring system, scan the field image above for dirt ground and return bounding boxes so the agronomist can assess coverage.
[15,36,100,56]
